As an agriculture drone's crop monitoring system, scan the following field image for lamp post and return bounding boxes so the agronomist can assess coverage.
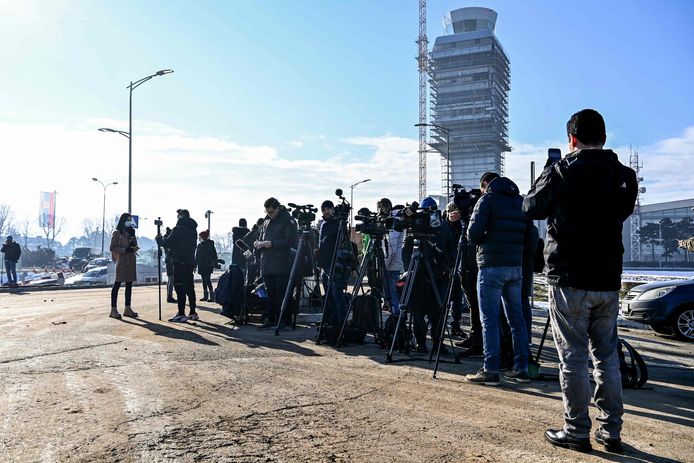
[92,178,118,256]
[349,179,371,230]
[99,69,174,214]
[205,210,213,233]
[415,123,451,198]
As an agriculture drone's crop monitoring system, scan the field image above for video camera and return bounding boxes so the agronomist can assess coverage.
[451,184,482,220]
[287,203,317,228]
[393,201,442,236]
[354,207,389,237]
[332,188,351,221]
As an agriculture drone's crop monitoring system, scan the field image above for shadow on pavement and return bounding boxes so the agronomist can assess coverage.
[120,317,219,346]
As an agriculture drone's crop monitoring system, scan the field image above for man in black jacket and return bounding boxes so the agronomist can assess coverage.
[524,109,637,454]
[254,198,298,328]
[317,200,348,326]
[156,209,198,322]
[1,236,21,287]
[465,173,533,386]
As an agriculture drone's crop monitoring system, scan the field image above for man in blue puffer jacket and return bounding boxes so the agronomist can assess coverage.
[465,173,534,386]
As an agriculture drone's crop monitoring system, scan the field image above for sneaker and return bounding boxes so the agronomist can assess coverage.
[168,314,188,323]
[594,429,623,454]
[166,297,178,304]
[199,297,208,302]
[465,369,500,386]
[504,369,530,383]
[188,313,199,321]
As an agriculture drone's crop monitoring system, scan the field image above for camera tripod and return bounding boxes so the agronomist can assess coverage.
[155,217,163,321]
[386,236,459,364]
[333,232,390,347]
[275,225,315,335]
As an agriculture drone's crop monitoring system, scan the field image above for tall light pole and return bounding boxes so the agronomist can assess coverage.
[92,178,118,256]
[99,69,174,214]
[416,122,451,198]
[349,179,371,230]
[205,210,213,233]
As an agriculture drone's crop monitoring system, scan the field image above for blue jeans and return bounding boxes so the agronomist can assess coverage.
[477,266,528,373]
[549,286,623,439]
[5,260,17,284]
[322,271,347,326]
[384,270,401,315]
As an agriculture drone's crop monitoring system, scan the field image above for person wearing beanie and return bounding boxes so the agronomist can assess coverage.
[232,218,250,268]
[195,229,218,302]
[156,209,199,322]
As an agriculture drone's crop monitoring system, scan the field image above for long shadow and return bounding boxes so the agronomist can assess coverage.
[120,318,219,346]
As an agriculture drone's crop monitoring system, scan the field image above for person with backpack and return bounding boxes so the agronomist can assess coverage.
[195,230,218,301]
[524,109,638,454]
[109,213,139,319]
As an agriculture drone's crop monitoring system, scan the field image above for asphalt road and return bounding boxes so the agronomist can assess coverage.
[0,286,692,462]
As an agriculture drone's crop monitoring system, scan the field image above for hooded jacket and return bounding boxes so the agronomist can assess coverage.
[523,149,637,291]
[1,241,21,262]
[231,226,250,266]
[467,176,532,268]
[258,206,298,276]
[195,239,218,275]
[157,217,198,265]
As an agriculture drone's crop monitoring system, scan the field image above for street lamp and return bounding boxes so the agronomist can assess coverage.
[349,178,371,230]
[99,69,174,214]
[415,122,451,198]
[204,210,213,233]
[92,178,118,256]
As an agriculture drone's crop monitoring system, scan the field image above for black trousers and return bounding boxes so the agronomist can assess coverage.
[200,272,213,298]
[461,268,481,343]
[263,274,290,324]
[111,281,133,307]
[173,263,197,314]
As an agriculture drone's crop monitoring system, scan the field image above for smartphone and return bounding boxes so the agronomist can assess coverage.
[548,148,562,164]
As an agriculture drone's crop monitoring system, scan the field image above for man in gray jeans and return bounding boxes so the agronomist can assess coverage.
[523,109,637,454]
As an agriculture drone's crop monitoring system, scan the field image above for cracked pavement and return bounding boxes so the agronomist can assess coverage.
[0,286,692,462]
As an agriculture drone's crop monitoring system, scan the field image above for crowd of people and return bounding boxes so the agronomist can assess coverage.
[102,109,643,454]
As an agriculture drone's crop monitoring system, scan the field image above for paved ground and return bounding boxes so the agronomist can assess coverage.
[0,286,692,462]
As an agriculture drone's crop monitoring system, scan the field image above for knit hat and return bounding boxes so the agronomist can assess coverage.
[199,230,210,240]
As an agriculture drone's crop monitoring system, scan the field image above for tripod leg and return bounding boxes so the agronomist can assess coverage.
[275,236,306,336]
[316,224,348,344]
[336,239,375,347]
[535,315,551,364]
[387,252,419,362]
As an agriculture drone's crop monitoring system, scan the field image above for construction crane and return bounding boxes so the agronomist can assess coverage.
[629,145,645,262]
[417,0,428,200]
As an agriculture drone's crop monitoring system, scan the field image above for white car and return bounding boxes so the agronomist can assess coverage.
[65,266,108,286]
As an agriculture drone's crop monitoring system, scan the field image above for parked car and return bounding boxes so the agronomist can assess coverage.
[64,266,108,286]
[69,247,100,272]
[622,277,694,341]
[84,257,111,272]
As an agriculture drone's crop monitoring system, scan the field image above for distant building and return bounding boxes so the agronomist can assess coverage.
[430,7,511,193]
[623,198,694,264]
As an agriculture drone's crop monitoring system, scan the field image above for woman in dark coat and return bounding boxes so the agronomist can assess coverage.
[109,213,139,319]
[195,230,218,301]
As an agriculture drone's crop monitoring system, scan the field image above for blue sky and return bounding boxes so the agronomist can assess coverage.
[0,0,692,240]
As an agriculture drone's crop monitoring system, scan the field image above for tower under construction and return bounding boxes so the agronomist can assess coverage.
[429,7,510,191]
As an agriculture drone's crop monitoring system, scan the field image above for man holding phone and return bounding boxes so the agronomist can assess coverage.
[524,109,637,453]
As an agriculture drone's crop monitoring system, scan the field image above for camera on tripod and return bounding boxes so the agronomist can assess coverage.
[332,189,351,221]
[287,203,317,228]
[354,208,388,236]
[451,184,482,220]
[393,201,442,235]
[153,218,163,227]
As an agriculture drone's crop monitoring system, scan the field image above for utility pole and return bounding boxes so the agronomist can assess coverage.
[417,0,428,200]
[629,145,645,263]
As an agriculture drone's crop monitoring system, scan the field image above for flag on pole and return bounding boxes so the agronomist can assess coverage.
[40,191,56,227]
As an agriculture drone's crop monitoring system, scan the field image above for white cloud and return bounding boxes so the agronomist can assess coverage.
[290,140,303,148]
[3,119,691,247]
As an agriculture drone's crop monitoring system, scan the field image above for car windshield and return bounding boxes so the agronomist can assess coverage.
[72,248,91,258]
[84,268,104,277]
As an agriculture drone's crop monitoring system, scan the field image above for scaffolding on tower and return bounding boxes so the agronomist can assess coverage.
[629,145,645,262]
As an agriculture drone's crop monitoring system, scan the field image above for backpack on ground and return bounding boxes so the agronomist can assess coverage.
[618,338,648,389]
[351,294,380,333]
[214,265,244,318]
[381,313,412,350]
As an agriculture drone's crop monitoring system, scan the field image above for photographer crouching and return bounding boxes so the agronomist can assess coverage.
[156,209,199,322]
[401,196,456,353]
[255,198,298,329]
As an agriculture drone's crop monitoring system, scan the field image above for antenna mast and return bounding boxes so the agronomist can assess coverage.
[629,145,645,262]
